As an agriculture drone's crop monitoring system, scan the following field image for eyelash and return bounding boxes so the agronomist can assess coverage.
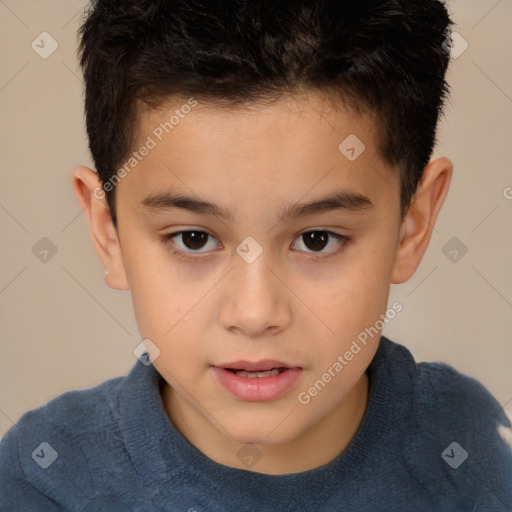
[160,229,351,262]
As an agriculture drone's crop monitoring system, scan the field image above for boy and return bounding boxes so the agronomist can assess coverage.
[1,0,511,510]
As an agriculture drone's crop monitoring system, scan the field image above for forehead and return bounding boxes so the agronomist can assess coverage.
[133,91,379,158]
[119,91,398,219]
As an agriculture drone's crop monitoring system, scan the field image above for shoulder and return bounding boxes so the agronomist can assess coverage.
[414,359,506,420]
[413,359,511,443]
[10,372,125,438]
[0,373,126,507]
[376,337,510,439]
[396,347,512,510]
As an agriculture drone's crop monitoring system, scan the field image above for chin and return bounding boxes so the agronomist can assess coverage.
[226,418,301,447]
[232,432,295,447]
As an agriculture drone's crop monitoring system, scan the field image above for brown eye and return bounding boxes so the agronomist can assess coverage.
[180,231,209,250]
[162,230,221,254]
[292,230,349,256]
[302,231,329,251]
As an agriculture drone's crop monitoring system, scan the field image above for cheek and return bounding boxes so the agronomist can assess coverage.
[309,242,395,362]
[122,240,188,337]
[123,242,215,372]
[352,230,397,291]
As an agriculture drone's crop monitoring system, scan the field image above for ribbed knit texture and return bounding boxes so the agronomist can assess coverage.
[1,336,511,511]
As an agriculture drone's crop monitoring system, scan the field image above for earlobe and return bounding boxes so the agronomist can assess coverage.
[71,166,129,291]
[391,157,453,284]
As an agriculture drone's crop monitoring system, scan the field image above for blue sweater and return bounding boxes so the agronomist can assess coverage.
[1,336,511,511]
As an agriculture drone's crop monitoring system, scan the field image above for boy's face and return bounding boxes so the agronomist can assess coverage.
[74,91,451,460]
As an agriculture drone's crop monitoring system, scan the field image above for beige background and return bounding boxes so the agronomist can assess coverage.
[0,0,511,439]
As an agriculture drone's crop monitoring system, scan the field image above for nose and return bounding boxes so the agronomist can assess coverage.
[219,249,292,339]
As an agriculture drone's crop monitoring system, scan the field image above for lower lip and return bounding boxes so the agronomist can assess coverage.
[212,367,302,402]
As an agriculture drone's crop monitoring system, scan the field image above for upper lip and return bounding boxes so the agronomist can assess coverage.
[215,360,300,371]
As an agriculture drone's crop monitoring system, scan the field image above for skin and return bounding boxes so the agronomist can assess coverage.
[72,91,452,475]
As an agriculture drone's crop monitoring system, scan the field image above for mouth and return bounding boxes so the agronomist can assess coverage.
[219,359,299,372]
[224,367,288,378]
[211,360,302,402]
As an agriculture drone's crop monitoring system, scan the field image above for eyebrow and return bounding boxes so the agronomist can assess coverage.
[141,189,374,222]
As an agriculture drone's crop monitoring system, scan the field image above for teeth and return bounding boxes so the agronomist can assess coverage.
[234,368,282,378]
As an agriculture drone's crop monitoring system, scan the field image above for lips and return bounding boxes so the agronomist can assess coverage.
[211,360,302,402]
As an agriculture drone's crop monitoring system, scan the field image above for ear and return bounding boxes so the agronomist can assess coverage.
[392,157,453,284]
[71,166,129,290]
